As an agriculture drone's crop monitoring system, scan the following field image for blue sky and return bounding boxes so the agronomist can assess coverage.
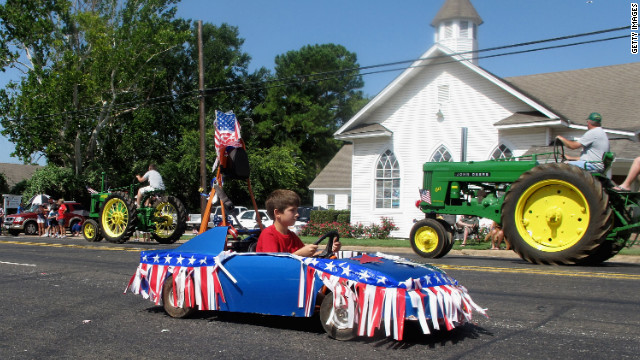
[1,0,637,164]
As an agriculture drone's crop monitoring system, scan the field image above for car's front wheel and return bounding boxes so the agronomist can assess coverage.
[319,292,356,341]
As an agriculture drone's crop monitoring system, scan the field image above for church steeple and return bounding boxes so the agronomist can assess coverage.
[431,0,483,64]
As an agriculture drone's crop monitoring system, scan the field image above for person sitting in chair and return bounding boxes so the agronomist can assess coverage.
[457,215,478,247]
[135,163,165,208]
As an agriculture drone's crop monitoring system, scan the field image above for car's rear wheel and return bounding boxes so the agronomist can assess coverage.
[319,293,356,341]
[162,275,196,318]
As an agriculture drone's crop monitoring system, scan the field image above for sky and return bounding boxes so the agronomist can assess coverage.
[1,0,638,164]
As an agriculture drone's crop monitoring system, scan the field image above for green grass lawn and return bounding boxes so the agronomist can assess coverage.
[184,233,640,256]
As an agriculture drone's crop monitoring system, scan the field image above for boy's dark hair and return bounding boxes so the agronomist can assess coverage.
[149,163,157,170]
[265,189,300,219]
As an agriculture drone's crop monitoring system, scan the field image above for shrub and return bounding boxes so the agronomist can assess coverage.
[300,216,398,239]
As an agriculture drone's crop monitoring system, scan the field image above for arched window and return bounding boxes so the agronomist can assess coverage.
[431,145,453,162]
[491,144,513,160]
[375,150,400,209]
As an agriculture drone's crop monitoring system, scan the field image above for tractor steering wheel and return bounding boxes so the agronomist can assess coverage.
[554,138,566,163]
[313,231,339,258]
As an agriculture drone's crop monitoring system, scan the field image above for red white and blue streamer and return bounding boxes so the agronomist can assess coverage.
[126,250,487,341]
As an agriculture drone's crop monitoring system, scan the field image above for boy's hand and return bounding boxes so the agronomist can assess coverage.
[297,244,318,257]
[332,240,342,253]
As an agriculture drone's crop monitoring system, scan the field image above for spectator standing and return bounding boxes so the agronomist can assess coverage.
[57,199,67,238]
[36,204,46,236]
[0,205,4,235]
[48,201,59,237]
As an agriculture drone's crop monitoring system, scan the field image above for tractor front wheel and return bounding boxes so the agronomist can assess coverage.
[100,192,137,243]
[502,163,612,265]
[82,219,102,242]
[410,218,448,258]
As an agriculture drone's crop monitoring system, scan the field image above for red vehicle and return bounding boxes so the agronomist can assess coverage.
[3,202,87,236]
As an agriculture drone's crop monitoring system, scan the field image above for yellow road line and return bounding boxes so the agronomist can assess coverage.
[438,264,640,280]
[0,239,147,252]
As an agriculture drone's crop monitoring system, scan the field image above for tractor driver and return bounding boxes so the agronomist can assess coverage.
[555,112,610,173]
[135,163,165,208]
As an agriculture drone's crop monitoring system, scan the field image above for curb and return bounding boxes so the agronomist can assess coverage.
[341,246,640,264]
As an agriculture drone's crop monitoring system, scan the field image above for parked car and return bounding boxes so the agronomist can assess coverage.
[3,202,87,236]
[187,206,249,230]
[236,209,272,229]
[236,209,307,234]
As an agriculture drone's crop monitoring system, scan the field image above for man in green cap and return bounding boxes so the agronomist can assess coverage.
[555,112,610,173]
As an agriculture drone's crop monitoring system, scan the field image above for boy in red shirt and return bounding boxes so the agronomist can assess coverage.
[256,189,340,256]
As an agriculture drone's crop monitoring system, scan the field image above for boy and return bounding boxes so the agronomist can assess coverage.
[256,189,341,256]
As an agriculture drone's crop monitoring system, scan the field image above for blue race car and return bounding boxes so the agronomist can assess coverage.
[125,227,486,341]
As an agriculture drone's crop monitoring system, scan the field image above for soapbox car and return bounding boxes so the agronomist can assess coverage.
[125,227,486,341]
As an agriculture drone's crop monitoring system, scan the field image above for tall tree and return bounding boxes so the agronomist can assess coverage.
[250,44,366,198]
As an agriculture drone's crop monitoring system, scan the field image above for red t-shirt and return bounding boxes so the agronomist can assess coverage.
[57,204,67,220]
[256,225,304,253]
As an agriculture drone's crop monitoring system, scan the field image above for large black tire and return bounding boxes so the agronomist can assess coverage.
[502,163,612,265]
[162,275,196,318]
[82,219,103,242]
[24,221,38,236]
[150,196,187,244]
[579,239,623,265]
[436,218,455,258]
[410,218,448,258]
[100,192,137,244]
[319,293,356,341]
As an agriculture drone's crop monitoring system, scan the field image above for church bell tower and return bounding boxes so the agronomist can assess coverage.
[431,0,483,64]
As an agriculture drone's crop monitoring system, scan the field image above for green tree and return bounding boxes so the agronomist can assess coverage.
[250,44,365,200]
[0,0,191,175]
[22,165,83,202]
[0,173,9,194]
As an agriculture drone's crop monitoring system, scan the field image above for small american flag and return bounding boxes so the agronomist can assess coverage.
[419,188,431,204]
[86,186,98,195]
[214,110,242,159]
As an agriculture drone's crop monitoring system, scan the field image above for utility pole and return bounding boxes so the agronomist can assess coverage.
[198,20,207,216]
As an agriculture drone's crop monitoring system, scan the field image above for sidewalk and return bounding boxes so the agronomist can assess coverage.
[341,246,640,264]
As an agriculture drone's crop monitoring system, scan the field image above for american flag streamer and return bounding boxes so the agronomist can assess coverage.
[419,188,431,205]
[86,186,98,194]
[214,110,242,159]
[126,251,487,341]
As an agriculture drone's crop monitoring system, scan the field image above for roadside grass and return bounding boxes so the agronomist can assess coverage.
[184,233,640,255]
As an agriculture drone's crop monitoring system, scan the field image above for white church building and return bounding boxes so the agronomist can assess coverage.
[309,0,640,238]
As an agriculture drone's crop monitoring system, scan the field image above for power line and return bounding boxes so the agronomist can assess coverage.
[7,26,630,122]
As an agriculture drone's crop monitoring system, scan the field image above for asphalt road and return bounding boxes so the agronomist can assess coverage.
[1,235,639,359]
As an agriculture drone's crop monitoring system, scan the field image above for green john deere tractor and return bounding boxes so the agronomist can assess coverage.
[410,145,640,265]
[82,173,187,244]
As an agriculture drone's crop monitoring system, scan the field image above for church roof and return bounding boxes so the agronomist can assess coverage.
[502,62,640,133]
[431,0,483,26]
[308,144,352,190]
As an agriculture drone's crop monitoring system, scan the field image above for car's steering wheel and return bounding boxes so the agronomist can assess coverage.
[553,138,566,163]
[313,231,339,258]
